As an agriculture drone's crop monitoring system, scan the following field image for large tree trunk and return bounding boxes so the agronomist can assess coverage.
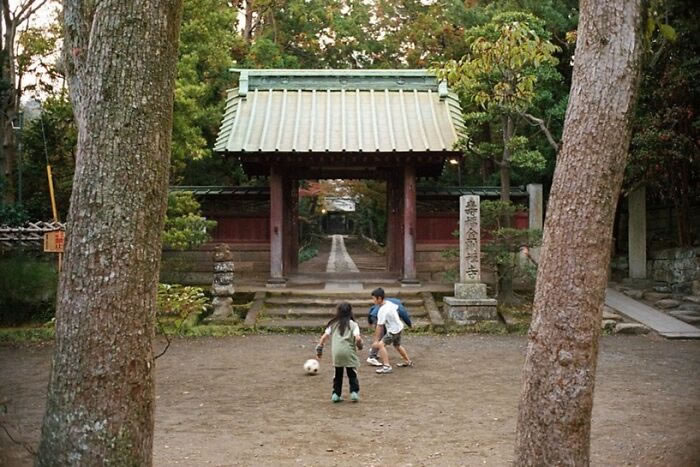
[37,1,183,465]
[514,1,644,465]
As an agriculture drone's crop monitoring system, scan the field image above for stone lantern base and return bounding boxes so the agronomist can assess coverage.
[444,296,499,325]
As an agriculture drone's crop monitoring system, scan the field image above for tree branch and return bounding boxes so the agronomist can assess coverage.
[520,111,560,152]
[15,0,48,25]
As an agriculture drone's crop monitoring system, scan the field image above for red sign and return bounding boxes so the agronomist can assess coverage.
[44,230,65,253]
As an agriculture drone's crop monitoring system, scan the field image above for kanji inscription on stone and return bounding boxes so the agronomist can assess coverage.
[459,195,481,282]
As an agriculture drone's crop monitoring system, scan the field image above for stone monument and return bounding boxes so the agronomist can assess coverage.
[444,195,499,325]
[206,243,237,323]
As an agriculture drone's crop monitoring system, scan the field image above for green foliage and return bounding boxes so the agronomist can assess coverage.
[347,180,386,244]
[162,192,217,250]
[19,95,76,221]
[298,243,319,264]
[0,326,56,344]
[480,200,541,294]
[0,204,29,226]
[171,0,238,181]
[0,253,57,325]
[157,283,209,318]
[436,11,565,198]
[628,0,700,247]
[438,12,559,113]
[14,10,62,96]
[298,191,323,247]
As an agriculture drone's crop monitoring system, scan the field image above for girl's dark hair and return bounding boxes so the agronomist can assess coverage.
[326,302,354,336]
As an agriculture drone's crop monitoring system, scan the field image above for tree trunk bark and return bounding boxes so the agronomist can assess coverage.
[1,1,18,204]
[244,0,254,42]
[37,1,183,465]
[514,1,644,465]
[499,114,513,204]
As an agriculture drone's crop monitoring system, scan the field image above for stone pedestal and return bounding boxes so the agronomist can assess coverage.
[266,277,288,288]
[444,296,498,325]
[206,244,238,323]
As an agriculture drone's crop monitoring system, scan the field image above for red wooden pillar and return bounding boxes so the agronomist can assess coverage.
[268,165,286,286]
[386,173,403,275]
[282,176,299,274]
[386,176,395,272]
[402,165,419,285]
[290,179,299,272]
[282,175,292,275]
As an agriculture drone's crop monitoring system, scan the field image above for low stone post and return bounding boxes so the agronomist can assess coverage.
[206,244,237,322]
[628,185,647,279]
[444,196,499,325]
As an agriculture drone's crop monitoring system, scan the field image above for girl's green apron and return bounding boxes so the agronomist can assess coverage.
[330,321,360,368]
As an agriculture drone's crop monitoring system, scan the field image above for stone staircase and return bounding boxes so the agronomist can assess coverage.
[245,290,445,332]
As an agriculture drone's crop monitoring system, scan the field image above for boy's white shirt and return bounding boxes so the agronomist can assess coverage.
[377,300,404,335]
[324,320,360,336]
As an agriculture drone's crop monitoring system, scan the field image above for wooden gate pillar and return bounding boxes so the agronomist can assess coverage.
[284,177,300,273]
[268,165,286,286]
[401,165,419,285]
[386,172,404,275]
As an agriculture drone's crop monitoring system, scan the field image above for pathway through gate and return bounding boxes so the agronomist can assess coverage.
[324,235,362,291]
[325,235,359,273]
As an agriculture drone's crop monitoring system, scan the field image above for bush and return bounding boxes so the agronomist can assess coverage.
[0,253,58,325]
[298,242,319,263]
[156,283,209,318]
[162,191,217,250]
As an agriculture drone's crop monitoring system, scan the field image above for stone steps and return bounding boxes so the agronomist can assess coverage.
[263,297,424,307]
[262,306,429,318]
[255,317,434,332]
[249,289,442,330]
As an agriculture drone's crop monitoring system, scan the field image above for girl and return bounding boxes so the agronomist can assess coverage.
[315,302,363,403]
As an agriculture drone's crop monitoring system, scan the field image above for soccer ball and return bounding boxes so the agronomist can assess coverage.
[304,358,320,375]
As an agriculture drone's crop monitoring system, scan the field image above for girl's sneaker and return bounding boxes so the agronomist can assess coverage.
[366,357,382,366]
[350,392,359,402]
[331,393,343,403]
[397,361,414,368]
[376,365,393,374]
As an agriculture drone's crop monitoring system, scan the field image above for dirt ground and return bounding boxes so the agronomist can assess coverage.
[1,334,699,466]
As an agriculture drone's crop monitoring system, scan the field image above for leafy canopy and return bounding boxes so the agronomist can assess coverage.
[439,12,560,113]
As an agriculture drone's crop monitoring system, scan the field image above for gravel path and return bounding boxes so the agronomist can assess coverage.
[1,334,699,466]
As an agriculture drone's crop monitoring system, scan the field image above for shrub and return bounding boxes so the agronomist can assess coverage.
[156,283,209,318]
[162,191,217,250]
[0,253,57,325]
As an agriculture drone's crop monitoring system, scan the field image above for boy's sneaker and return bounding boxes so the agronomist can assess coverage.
[350,392,359,402]
[397,361,414,368]
[366,357,382,366]
[331,393,343,403]
[376,365,393,374]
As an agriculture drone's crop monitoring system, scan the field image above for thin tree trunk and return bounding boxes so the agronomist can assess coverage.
[244,0,254,42]
[1,1,17,204]
[514,1,644,465]
[499,114,513,204]
[37,0,183,464]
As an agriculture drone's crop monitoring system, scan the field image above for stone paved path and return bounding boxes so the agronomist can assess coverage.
[324,235,363,291]
[605,288,700,339]
[325,234,359,273]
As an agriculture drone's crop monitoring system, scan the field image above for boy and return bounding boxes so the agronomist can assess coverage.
[370,287,413,374]
[366,297,411,366]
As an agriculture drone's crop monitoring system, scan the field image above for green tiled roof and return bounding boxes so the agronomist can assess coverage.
[214,69,466,154]
[169,186,526,198]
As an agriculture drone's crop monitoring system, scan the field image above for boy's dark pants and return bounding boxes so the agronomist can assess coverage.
[333,367,359,396]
